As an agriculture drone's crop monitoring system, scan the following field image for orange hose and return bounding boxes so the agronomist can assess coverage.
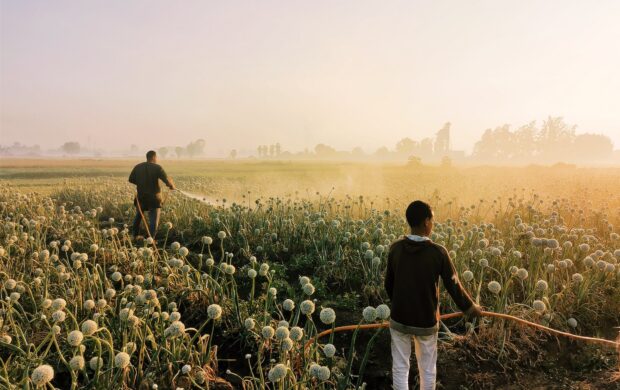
[304,311,620,350]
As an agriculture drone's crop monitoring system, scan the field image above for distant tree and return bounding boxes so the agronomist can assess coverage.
[229,149,237,159]
[374,146,390,159]
[395,138,417,156]
[315,144,336,158]
[269,144,275,157]
[351,146,365,158]
[418,138,434,160]
[407,155,423,167]
[257,146,263,158]
[186,139,206,158]
[571,133,613,160]
[158,147,169,159]
[175,146,184,159]
[61,142,81,155]
[275,143,281,156]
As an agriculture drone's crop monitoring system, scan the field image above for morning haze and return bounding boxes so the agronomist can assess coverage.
[1,1,619,163]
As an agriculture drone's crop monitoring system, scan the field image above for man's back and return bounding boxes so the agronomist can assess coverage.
[128,161,169,196]
[385,237,474,330]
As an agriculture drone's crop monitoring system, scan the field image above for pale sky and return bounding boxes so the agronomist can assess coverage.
[1,0,619,155]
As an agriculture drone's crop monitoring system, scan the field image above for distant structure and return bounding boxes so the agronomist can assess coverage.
[434,122,450,156]
[433,122,465,161]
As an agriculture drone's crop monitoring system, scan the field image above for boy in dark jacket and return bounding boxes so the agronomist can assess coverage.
[384,200,481,390]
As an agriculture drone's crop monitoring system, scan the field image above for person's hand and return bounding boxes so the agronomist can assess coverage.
[168,184,177,191]
[466,304,483,320]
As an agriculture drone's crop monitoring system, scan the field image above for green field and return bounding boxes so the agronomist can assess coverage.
[0,159,619,389]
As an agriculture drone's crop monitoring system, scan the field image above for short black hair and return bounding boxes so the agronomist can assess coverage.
[405,200,432,228]
[146,150,156,160]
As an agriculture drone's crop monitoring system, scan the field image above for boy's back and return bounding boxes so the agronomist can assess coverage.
[385,237,475,333]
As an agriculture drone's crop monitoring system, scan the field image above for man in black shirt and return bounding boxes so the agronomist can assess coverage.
[128,150,176,239]
[385,200,481,390]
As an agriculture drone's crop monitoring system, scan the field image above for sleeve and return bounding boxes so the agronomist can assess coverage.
[128,166,137,184]
[384,246,395,301]
[440,247,475,314]
[158,166,172,187]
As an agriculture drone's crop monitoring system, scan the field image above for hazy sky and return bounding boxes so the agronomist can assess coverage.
[1,0,619,155]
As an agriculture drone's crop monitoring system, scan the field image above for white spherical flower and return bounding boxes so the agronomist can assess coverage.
[267,363,288,382]
[207,304,222,320]
[201,236,213,245]
[70,355,85,370]
[567,318,578,328]
[52,310,66,323]
[111,272,122,282]
[262,326,275,339]
[282,299,295,311]
[509,266,518,276]
[224,264,236,275]
[178,247,189,257]
[114,352,131,368]
[84,300,95,310]
[248,269,257,279]
[516,268,529,280]
[302,283,315,295]
[532,300,546,313]
[299,276,310,286]
[320,308,336,325]
[479,258,489,267]
[217,231,227,239]
[488,281,502,294]
[52,298,67,311]
[81,320,98,336]
[90,244,99,252]
[31,364,54,386]
[280,337,294,351]
[309,363,321,377]
[9,292,20,302]
[166,321,186,337]
[275,326,290,340]
[41,298,52,309]
[170,242,181,251]
[300,300,315,315]
[89,356,104,371]
[67,330,84,346]
[317,366,331,381]
[462,270,474,282]
[259,263,270,276]
[376,304,391,320]
[290,326,304,341]
[5,279,17,290]
[206,258,215,267]
[571,273,584,284]
[535,280,548,292]
[181,364,191,375]
[244,318,255,330]
[170,312,181,322]
[323,343,336,358]
[362,306,377,322]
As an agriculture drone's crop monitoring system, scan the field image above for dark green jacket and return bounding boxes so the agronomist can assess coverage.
[128,162,171,210]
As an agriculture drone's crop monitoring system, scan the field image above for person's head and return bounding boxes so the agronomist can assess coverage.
[405,200,433,236]
[146,150,157,163]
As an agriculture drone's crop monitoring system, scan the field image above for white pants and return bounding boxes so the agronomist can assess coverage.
[390,327,437,390]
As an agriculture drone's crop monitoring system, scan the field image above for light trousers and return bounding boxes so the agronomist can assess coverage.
[390,327,438,390]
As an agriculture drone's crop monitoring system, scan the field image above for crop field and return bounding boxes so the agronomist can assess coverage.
[0,159,619,389]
